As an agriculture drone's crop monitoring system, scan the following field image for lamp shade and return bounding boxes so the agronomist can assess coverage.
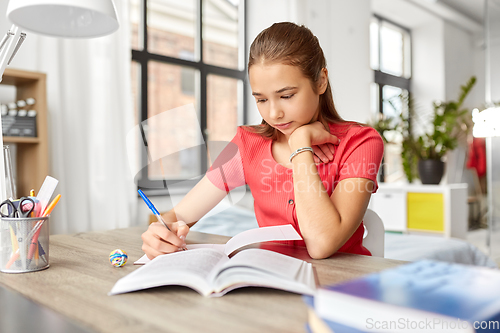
[6,0,119,38]
[472,107,500,138]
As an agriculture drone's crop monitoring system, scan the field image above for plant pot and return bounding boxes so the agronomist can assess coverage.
[418,159,445,185]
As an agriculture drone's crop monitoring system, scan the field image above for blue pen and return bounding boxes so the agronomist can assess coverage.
[138,189,171,231]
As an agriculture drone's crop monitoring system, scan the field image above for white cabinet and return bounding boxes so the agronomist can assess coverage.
[368,183,468,239]
[369,188,406,232]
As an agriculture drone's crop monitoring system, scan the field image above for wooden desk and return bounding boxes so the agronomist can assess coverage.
[0,227,405,333]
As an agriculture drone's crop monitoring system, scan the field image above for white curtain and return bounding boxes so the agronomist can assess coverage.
[35,1,137,234]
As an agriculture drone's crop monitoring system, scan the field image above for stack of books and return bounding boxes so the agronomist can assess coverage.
[304,260,500,333]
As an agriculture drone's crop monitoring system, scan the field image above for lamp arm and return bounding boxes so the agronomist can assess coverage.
[0,25,22,83]
[0,25,22,200]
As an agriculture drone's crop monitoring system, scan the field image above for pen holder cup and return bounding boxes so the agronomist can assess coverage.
[0,216,49,273]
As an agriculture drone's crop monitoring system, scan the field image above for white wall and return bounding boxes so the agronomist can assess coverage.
[245,0,304,125]
[441,22,482,183]
[312,0,372,123]
[246,0,372,125]
[473,40,486,109]
[488,4,500,102]
[412,18,445,118]
[443,23,476,105]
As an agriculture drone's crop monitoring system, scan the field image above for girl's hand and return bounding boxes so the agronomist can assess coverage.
[141,220,190,260]
[289,122,339,163]
[312,143,336,164]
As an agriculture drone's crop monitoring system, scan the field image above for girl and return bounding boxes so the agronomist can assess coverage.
[141,22,384,260]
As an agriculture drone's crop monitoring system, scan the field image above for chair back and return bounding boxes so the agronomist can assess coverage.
[362,208,385,257]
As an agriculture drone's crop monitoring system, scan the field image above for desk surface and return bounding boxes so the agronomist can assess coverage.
[0,227,405,333]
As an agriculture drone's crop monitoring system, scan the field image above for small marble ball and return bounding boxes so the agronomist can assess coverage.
[109,249,128,267]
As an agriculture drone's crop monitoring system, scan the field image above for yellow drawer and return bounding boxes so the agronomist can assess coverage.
[407,192,444,231]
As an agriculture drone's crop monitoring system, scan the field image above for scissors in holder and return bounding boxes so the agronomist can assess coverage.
[1,197,36,270]
[0,197,36,218]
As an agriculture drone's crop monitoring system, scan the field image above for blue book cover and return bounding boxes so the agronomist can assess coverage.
[314,260,500,333]
[303,295,369,333]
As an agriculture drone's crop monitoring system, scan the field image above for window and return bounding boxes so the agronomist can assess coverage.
[370,16,411,183]
[130,0,246,193]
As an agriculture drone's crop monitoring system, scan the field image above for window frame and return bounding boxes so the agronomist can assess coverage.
[132,0,247,194]
[372,15,412,182]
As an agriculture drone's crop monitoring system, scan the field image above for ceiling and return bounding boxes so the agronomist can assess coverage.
[373,0,485,32]
[439,0,485,25]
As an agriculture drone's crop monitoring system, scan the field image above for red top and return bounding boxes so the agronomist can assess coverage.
[206,122,384,256]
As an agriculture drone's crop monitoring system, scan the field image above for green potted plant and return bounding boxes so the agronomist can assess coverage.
[372,76,477,184]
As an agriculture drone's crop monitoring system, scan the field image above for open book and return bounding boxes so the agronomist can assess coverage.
[134,224,303,264]
[110,225,316,297]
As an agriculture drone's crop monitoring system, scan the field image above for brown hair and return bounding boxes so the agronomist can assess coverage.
[246,22,346,140]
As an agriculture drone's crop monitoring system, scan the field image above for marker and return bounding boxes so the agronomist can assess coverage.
[35,240,39,266]
[42,194,61,217]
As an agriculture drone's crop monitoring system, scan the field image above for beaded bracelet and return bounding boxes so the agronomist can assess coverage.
[289,147,314,162]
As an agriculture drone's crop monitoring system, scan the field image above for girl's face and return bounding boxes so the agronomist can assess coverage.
[249,62,327,140]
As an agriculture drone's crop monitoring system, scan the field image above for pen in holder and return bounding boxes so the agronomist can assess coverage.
[0,216,50,273]
[3,145,16,200]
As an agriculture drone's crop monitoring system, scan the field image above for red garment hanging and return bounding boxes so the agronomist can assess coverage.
[466,137,486,178]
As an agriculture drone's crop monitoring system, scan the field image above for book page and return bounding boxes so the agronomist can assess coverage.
[217,248,304,279]
[110,248,229,296]
[223,225,302,256]
[212,268,316,297]
[134,244,226,264]
[134,254,151,265]
[186,244,226,252]
[210,249,316,297]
